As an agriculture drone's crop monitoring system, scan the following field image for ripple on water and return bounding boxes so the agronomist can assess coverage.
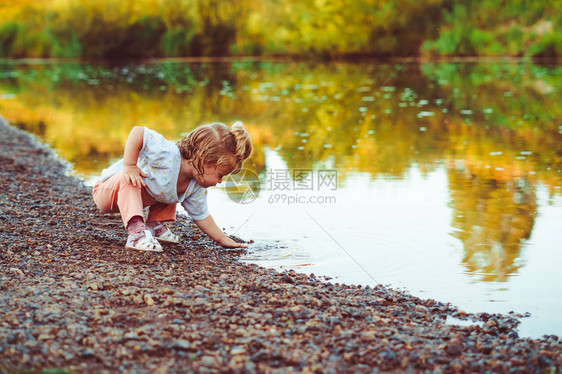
[241,239,312,268]
[241,229,434,285]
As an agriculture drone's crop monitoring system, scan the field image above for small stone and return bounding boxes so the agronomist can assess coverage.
[230,346,246,355]
[360,331,377,342]
[174,339,191,350]
[281,274,295,284]
[244,361,257,372]
[163,296,176,307]
[480,345,493,354]
[510,357,525,366]
[9,268,24,275]
[379,349,397,361]
[144,294,155,306]
[486,319,497,327]
[161,287,175,295]
[200,355,219,367]
[446,344,462,356]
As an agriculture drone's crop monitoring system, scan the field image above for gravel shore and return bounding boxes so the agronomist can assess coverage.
[1,116,560,373]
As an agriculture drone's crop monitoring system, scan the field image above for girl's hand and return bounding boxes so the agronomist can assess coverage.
[123,165,147,188]
[218,236,248,249]
[193,216,249,249]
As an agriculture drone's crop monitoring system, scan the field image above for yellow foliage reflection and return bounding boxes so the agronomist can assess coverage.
[447,158,537,282]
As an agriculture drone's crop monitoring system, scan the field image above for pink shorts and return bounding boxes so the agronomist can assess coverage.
[92,172,176,227]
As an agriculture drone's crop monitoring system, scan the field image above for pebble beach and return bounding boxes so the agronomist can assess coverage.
[0,116,560,373]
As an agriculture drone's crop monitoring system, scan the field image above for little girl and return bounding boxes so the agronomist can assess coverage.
[93,121,252,252]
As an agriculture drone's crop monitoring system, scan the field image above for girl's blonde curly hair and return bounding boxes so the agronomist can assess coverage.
[177,121,252,176]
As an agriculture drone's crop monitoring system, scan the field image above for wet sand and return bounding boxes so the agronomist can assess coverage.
[0,116,560,373]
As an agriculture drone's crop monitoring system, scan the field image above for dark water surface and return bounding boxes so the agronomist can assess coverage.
[1,58,561,338]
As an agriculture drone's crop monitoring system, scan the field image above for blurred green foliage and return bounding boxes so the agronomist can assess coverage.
[0,0,559,59]
[423,0,562,57]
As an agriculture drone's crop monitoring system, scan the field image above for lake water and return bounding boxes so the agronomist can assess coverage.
[1,58,561,339]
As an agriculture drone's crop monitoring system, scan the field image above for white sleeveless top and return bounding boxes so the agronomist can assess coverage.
[99,127,209,220]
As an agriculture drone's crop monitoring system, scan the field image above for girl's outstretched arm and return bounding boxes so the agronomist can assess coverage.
[123,126,148,188]
[194,215,248,249]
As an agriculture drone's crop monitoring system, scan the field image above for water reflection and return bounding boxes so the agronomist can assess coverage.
[1,59,561,286]
[448,160,537,282]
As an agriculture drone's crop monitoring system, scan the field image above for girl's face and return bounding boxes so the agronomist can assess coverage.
[195,164,230,188]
